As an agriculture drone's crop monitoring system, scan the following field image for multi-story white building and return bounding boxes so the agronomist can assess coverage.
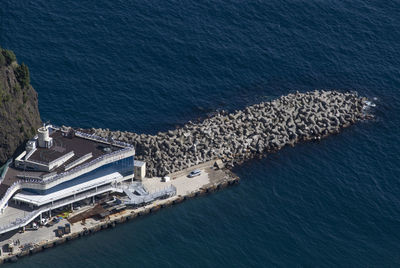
[0,125,143,234]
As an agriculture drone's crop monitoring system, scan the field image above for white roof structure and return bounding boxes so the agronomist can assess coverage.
[134,161,146,167]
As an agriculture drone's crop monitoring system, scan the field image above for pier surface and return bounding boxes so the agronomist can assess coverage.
[0,161,238,264]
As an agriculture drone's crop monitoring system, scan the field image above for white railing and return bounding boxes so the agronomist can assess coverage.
[64,153,92,171]
[24,148,37,160]
[41,147,134,184]
[0,181,173,234]
[17,174,41,180]
[48,151,75,169]
[41,172,57,180]
[75,131,134,148]
[0,147,134,213]
[0,183,119,234]
[0,147,134,215]
[0,182,22,213]
[16,173,122,207]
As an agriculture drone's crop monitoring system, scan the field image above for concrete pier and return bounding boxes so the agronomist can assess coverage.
[0,161,238,264]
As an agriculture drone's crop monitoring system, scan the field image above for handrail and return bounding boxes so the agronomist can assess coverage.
[0,182,22,213]
[20,174,122,207]
[0,183,176,233]
[41,147,134,184]
[0,183,119,233]
[48,151,74,166]
[24,148,37,161]
[74,130,134,148]
[64,152,92,171]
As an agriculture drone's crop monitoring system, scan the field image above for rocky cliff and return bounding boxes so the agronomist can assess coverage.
[0,47,42,164]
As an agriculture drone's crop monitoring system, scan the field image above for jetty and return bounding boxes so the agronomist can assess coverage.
[0,161,238,264]
[0,90,372,264]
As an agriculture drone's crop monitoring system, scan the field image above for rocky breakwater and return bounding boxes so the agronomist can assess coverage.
[85,90,370,177]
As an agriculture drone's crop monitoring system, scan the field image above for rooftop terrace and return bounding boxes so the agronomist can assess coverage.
[28,130,119,169]
[0,128,133,197]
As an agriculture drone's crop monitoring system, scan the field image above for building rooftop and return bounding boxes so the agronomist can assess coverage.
[28,130,118,167]
[2,128,131,190]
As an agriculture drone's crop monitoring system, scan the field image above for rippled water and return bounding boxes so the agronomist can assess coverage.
[1,0,400,266]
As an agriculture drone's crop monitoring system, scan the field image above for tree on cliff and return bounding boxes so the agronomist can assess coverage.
[0,48,16,65]
[15,63,30,88]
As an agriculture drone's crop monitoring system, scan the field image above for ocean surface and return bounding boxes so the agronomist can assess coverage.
[1,0,400,266]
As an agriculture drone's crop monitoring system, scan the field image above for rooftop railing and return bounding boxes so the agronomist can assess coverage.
[24,148,37,161]
[74,130,134,148]
[40,147,134,184]
[48,151,75,167]
[64,153,92,171]
[0,147,134,213]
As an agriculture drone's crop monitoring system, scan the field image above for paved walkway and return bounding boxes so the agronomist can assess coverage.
[143,168,211,196]
[0,204,31,228]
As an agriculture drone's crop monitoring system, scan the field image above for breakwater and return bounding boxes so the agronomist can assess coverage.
[85,90,369,177]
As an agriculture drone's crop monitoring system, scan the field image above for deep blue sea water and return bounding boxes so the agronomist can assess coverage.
[1,0,400,266]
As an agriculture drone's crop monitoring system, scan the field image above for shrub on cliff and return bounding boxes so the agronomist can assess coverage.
[1,49,16,65]
[15,63,30,88]
[0,53,5,66]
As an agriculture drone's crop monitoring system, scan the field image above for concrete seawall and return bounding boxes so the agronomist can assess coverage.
[0,167,239,264]
[84,90,370,177]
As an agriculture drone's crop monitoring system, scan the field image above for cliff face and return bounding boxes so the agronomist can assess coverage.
[0,47,41,164]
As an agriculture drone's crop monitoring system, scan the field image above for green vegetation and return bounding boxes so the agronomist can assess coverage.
[0,48,16,65]
[23,91,28,103]
[15,63,30,88]
[14,83,21,93]
[0,53,5,66]
[0,89,11,104]
[3,94,10,102]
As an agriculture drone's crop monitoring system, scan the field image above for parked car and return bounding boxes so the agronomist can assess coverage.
[188,169,201,178]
